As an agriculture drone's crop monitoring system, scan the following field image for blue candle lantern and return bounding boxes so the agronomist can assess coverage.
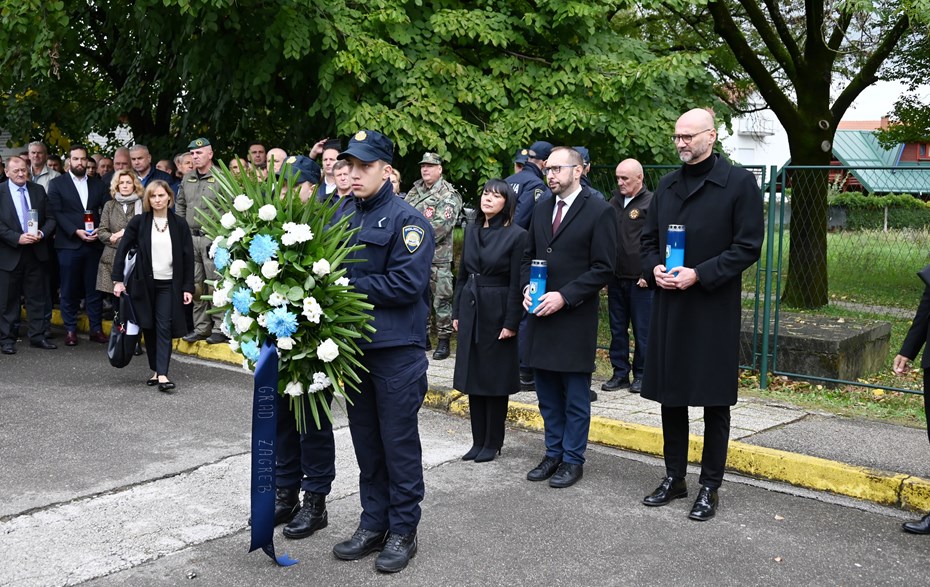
[528,260,547,314]
[665,224,685,276]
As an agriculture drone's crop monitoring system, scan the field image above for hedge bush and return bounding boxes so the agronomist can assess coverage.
[828,192,930,230]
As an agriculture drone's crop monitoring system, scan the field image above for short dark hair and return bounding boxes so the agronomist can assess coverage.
[69,143,88,157]
[332,159,350,172]
[549,146,584,166]
[480,179,517,226]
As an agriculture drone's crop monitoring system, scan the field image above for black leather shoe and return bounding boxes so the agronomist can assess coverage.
[206,332,229,344]
[375,532,417,573]
[601,373,630,391]
[182,331,208,343]
[284,492,328,539]
[425,338,432,351]
[643,476,688,506]
[630,377,643,393]
[1,345,15,355]
[527,456,562,482]
[333,527,388,561]
[474,447,500,463]
[133,341,144,356]
[461,445,481,461]
[158,380,176,392]
[688,486,719,521]
[903,512,930,534]
[432,337,450,360]
[549,462,583,488]
[519,372,535,391]
[590,389,598,402]
[30,339,57,350]
[146,377,159,387]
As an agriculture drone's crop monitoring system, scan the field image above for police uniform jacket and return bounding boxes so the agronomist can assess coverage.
[640,155,763,407]
[521,185,617,373]
[405,177,462,265]
[175,167,220,233]
[344,180,435,350]
[507,162,547,229]
[609,186,654,279]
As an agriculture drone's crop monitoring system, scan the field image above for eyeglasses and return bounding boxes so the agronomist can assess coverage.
[544,165,579,175]
[671,128,714,144]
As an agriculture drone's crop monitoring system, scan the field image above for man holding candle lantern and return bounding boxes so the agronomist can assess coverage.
[639,108,763,521]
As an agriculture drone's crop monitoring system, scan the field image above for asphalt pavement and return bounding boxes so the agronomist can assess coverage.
[2,336,930,586]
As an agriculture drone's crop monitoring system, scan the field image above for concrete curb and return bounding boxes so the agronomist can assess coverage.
[57,309,930,512]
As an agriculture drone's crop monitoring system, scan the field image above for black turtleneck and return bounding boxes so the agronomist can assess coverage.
[682,153,717,195]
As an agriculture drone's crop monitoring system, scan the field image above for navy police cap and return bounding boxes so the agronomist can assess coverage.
[338,130,394,164]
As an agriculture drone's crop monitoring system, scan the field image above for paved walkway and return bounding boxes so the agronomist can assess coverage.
[55,309,930,514]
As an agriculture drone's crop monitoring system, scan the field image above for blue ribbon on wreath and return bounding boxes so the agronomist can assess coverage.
[248,338,298,566]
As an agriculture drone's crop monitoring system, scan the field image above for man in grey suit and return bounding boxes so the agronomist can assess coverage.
[0,156,57,353]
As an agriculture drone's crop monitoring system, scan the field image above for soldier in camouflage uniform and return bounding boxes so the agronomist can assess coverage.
[175,137,225,344]
[405,152,463,360]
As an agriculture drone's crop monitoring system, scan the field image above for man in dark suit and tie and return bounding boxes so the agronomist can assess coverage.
[48,145,109,346]
[0,156,57,354]
[522,146,617,488]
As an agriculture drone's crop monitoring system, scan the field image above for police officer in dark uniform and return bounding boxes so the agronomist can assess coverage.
[574,146,606,201]
[506,142,550,230]
[331,130,434,574]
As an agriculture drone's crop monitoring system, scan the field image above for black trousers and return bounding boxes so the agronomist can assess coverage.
[0,248,45,345]
[142,280,173,376]
[661,405,731,489]
[276,392,336,495]
[468,395,509,450]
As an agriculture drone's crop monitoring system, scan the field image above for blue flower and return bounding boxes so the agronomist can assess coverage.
[248,234,279,265]
[240,340,260,362]
[266,306,298,338]
[214,247,230,271]
[232,288,255,315]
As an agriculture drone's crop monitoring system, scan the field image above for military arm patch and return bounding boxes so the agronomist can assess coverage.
[424,206,434,219]
[444,206,454,220]
[533,188,543,201]
[403,225,425,253]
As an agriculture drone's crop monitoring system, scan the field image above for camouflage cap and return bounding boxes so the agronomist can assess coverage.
[187,137,211,150]
[338,130,394,164]
[419,152,442,165]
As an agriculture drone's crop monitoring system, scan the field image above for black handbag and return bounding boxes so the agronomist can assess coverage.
[108,297,140,368]
[108,248,140,368]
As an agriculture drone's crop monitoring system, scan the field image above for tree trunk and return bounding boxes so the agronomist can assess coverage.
[781,131,833,308]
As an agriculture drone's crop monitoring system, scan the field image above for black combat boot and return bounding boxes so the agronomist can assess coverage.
[283,492,328,539]
[432,337,450,360]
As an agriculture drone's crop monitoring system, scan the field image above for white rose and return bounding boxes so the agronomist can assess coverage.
[220,212,236,229]
[267,292,287,307]
[312,259,331,277]
[277,336,295,350]
[316,338,339,362]
[284,381,304,397]
[335,277,350,287]
[302,296,322,323]
[233,194,254,211]
[228,340,240,352]
[257,312,268,327]
[261,260,281,279]
[226,227,246,246]
[245,274,265,293]
[212,285,231,307]
[229,259,248,278]
[233,314,254,333]
[258,204,278,221]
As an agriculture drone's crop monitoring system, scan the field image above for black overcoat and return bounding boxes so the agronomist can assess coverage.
[640,155,763,407]
[112,212,195,337]
[521,186,617,373]
[452,215,527,396]
[899,283,930,369]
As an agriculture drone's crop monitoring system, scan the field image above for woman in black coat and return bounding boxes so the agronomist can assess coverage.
[894,279,930,534]
[452,179,527,462]
[112,180,195,392]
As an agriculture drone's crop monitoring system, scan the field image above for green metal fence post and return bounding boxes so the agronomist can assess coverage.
[759,165,779,389]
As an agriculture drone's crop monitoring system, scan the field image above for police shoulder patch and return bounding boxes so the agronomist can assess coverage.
[533,188,543,201]
[402,225,425,253]
[286,156,297,164]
